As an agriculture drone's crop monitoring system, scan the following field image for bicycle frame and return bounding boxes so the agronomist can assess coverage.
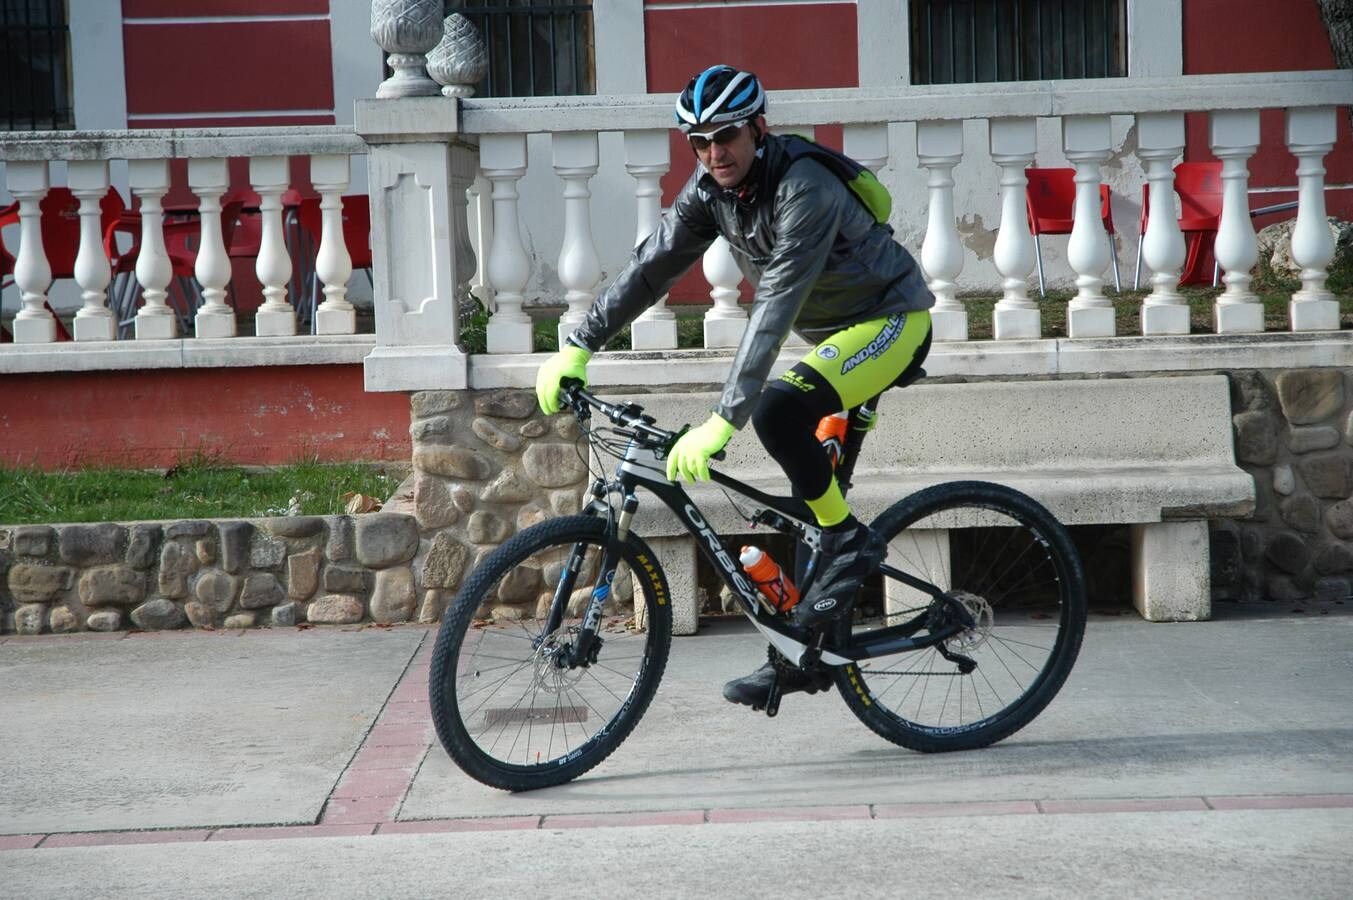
[556,431,970,671]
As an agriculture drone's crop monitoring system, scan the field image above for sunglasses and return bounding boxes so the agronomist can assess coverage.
[687,120,748,151]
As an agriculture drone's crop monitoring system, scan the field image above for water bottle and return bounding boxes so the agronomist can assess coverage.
[740,546,800,612]
[815,411,849,470]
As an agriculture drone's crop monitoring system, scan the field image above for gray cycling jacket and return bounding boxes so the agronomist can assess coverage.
[569,133,934,429]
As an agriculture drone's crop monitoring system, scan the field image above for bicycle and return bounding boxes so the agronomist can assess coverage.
[429,381,1087,792]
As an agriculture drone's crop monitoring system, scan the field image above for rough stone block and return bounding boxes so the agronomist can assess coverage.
[1130,521,1210,621]
[550,489,582,516]
[418,589,449,623]
[307,594,364,624]
[49,606,80,634]
[410,390,461,418]
[193,570,239,613]
[521,444,588,487]
[264,517,324,538]
[1233,411,1279,466]
[516,504,548,531]
[467,511,511,544]
[14,526,54,558]
[287,548,322,601]
[413,446,492,480]
[325,517,354,562]
[131,599,187,631]
[1326,500,1353,539]
[195,538,218,566]
[1286,425,1340,454]
[271,603,300,627]
[165,521,211,539]
[1296,452,1352,499]
[58,523,127,567]
[86,609,123,632]
[1312,542,1353,575]
[323,565,372,594]
[185,601,215,629]
[1314,577,1352,601]
[497,565,540,603]
[472,417,523,452]
[410,415,457,444]
[371,567,417,623]
[1273,465,1295,496]
[126,525,162,570]
[474,390,536,419]
[1276,370,1344,425]
[79,566,147,607]
[15,604,46,635]
[250,535,288,569]
[520,420,547,439]
[158,542,198,599]
[479,469,532,504]
[239,573,286,610]
[1278,494,1320,534]
[224,612,258,629]
[9,564,72,604]
[1264,532,1311,575]
[218,522,254,575]
[354,514,420,568]
[1231,371,1272,412]
[422,532,470,590]
[413,475,459,530]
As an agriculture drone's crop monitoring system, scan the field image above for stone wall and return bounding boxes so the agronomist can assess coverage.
[0,514,422,635]
[1218,368,1353,605]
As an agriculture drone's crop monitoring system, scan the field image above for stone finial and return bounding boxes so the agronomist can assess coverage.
[371,0,444,99]
[427,13,488,98]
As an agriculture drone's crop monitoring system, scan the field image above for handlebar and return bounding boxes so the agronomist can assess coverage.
[559,379,726,461]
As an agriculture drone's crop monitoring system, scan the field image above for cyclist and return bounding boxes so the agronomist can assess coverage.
[536,64,935,709]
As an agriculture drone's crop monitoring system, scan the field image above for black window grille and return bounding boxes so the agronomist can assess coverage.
[450,1,594,98]
[1,0,73,130]
[910,0,1127,85]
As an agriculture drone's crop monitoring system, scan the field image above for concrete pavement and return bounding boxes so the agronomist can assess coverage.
[2,604,1352,897]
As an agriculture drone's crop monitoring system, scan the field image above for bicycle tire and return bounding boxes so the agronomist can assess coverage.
[429,515,673,791]
[834,481,1087,752]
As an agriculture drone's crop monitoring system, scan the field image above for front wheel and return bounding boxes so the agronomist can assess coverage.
[429,515,673,791]
[835,481,1087,752]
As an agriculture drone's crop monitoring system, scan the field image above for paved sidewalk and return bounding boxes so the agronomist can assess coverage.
[2,605,1352,896]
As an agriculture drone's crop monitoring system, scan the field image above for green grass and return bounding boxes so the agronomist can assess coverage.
[0,456,405,525]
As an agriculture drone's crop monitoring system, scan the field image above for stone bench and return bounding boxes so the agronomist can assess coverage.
[620,374,1255,634]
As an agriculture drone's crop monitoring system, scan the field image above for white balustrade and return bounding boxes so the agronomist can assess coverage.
[626,129,677,351]
[1286,106,1339,331]
[916,121,966,341]
[702,237,747,349]
[1210,111,1264,334]
[188,158,236,339]
[468,173,495,313]
[251,156,296,336]
[988,118,1039,340]
[311,154,356,335]
[128,158,177,340]
[552,132,602,350]
[68,160,115,342]
[6,160,55,344]
[1137,113,1189,336]
[482,133,533,353]
[843,123,889,174]
[1062,116,1115,338]
[449,146,478,346]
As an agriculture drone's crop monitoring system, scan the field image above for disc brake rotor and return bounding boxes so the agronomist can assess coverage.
[534,627,587,694]
[944,590,994,653]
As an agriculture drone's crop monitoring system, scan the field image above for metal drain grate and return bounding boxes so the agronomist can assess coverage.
[482,706,588,727]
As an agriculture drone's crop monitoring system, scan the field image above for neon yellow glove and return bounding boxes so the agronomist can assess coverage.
[535,343,592,415]
[666,414,736,484]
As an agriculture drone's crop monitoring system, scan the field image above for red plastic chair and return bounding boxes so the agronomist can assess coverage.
[0,188,126,342]
[294,194,372,333]
[1025,167,1122,296]
[1133,162,1223,288]
[104,198,245,337]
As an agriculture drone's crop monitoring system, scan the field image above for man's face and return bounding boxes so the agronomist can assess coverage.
[690,117,763,188]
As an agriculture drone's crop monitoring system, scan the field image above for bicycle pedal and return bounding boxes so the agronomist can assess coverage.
[764,677,783,718]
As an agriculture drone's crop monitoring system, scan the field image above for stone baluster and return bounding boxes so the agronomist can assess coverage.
[188,158,236,338]
[1210,110,1264,334]
[1286,106,1339,331]
[552,132,602,350]
[482,133,533,353]
[468,173,495,313]
[449,146,478,346]
[1137,113,1189,336]
[702,237,747,349]
[370,0,443,99]
[128,158,177,340]
[626,129,677,351]
[68,160,115,341]
[988,118,1039,340]
[916,121,966,341]
[311,154,356,335]
[843,123,889,174]
[250,156,296,336]
[5,161,55,344]
[1062,115,1115,338]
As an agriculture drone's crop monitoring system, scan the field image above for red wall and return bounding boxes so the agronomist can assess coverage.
[1182,0,1351,219]
[1,366,409,470]
[644,2,859,302]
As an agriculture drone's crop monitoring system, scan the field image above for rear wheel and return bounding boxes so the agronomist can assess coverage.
[834,481,1086,752]
[429,515,673,791]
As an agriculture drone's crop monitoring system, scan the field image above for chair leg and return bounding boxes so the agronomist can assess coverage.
[1133,237,1143,290]
[1212,258,1221,288]
[1108,232,1122,292]
[1034,235,1046,298]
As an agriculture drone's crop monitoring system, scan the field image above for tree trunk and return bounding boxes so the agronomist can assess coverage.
[1316,0,1353,127]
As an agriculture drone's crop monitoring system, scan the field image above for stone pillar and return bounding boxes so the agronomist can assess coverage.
[1131,521,1211,621]
[1137,112,1189,336]
[1210,110,1264,334]
[128,158,177,340]
[311,153,357,335]
[355,96,473,391]
[988,118,1039,340]
[553,131,602,350]
[6,160,55,344]
[1062,115,1115,338]
[916,120,966,341]
[251,155,296,337]
[68,160,115,342]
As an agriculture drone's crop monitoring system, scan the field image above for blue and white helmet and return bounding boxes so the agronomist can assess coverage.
[674,65,767,132]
